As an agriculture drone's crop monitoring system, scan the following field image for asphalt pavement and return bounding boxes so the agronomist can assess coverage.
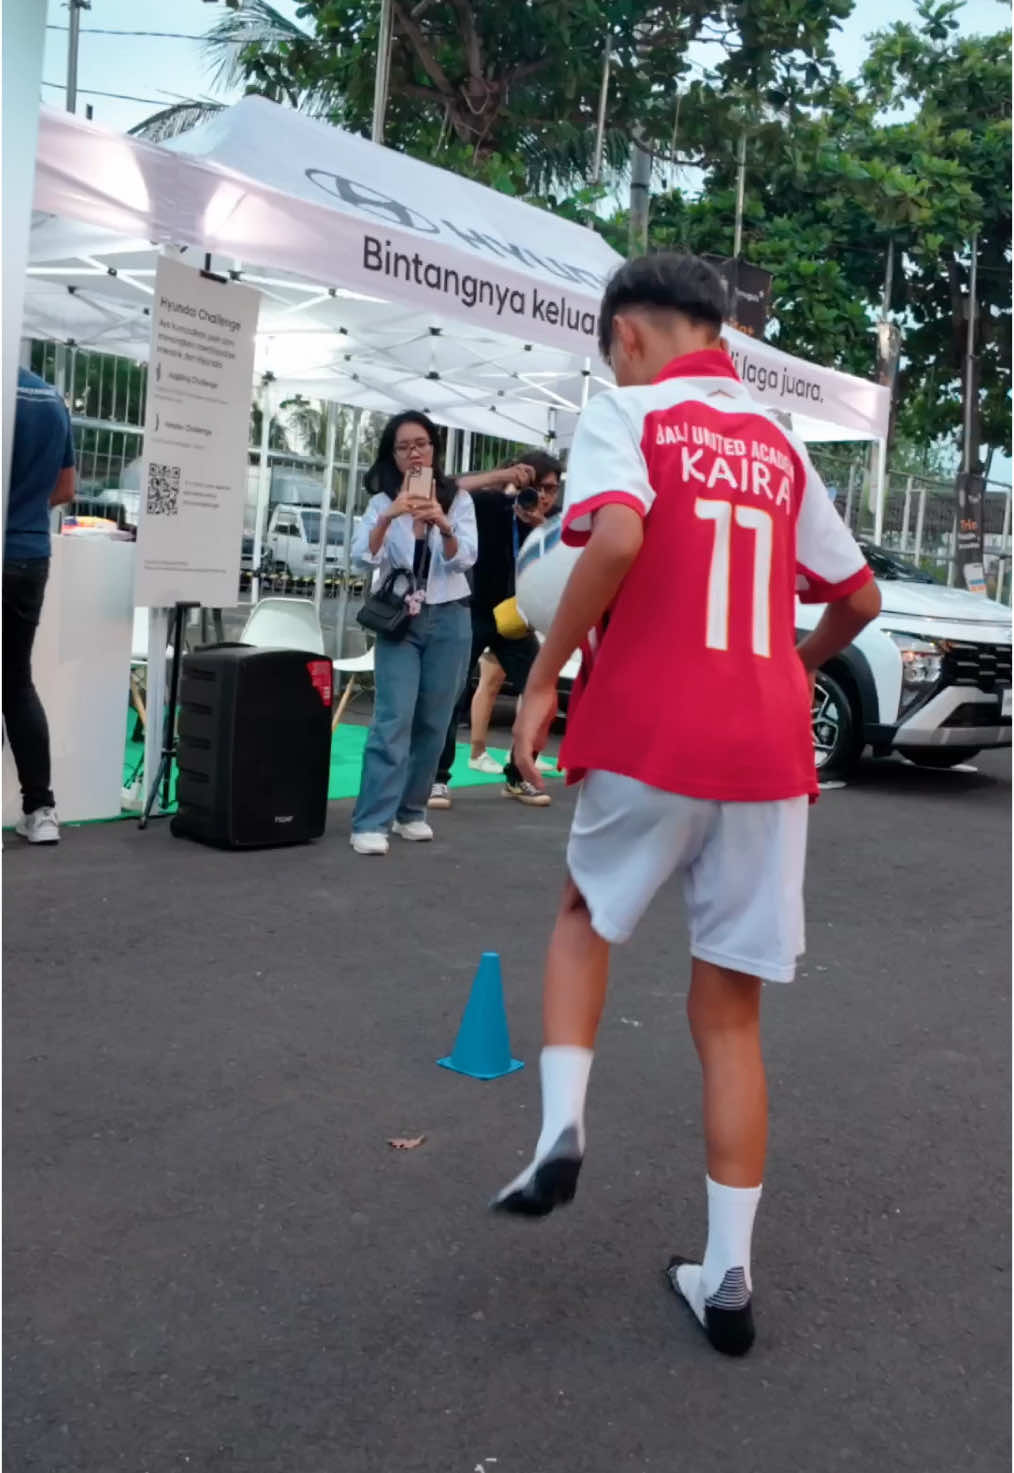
[4,748,1010,1473]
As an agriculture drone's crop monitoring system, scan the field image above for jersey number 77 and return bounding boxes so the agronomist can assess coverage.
[694,499,774,658]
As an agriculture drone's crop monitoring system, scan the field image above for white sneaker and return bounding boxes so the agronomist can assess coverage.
[350,831,389,856]
[15,806,60,844]
[392,819,434,842]
[535,754,556,773]
[468,751,504,775]
[428,783,452,810]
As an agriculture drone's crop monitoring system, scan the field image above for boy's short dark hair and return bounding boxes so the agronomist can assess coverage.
[598,253,727,359]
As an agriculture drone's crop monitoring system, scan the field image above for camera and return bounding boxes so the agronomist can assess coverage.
[516,486,540,511]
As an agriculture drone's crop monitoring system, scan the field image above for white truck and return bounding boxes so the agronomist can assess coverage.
[265,504,349,577]
[516,522,1012,778]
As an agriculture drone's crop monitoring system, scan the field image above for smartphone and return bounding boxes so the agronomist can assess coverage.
[406,465,434,502]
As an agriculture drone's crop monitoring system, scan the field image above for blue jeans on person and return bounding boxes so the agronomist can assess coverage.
[353,600,471,834]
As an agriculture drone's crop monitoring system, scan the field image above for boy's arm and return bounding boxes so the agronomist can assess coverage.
[512,503,643,786]
[797,579,882,676]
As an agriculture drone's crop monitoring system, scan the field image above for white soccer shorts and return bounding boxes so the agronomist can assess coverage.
[566,770,808,982]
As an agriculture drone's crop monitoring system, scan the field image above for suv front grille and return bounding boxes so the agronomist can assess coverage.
[942,641,1012,693]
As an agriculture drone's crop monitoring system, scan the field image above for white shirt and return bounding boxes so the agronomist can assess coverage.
[352,488,478,604]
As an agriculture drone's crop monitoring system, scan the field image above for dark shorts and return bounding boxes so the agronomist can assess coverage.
[470,611,540,693]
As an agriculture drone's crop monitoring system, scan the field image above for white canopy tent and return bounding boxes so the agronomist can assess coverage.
[27,100,890,461]
[19,99,893,822]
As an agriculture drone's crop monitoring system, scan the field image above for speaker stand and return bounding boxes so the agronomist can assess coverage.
[139,601,198,830]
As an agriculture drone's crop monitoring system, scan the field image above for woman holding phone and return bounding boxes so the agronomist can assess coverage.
[349,412,477,855]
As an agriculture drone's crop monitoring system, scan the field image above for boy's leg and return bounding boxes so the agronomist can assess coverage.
[687,959,766,1187]
[667,961,764,1356]
[667,796,807,1356]
[493,772,709,1217]
[491,877,605,1216]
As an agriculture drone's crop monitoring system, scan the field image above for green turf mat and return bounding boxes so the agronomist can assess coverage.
[122,717,558,809]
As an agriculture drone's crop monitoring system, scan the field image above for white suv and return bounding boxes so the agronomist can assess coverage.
[517,522,1012,777]
[798,543,1012,776]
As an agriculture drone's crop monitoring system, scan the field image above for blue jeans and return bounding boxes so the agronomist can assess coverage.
[353,601,471,833]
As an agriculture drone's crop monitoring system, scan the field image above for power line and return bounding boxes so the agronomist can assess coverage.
[41,81,171,106]
[46,26,205,40]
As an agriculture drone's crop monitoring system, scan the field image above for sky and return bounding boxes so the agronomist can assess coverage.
[39,0,1010,479]
[42,0,1008,135]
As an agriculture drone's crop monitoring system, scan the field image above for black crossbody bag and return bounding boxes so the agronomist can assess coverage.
[356,535,432,641]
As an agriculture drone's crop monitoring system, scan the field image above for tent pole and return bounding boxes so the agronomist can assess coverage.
[872,438,887,544]
[460,430,472,475]
[316,401,338,612]
[251,376,274,605]
[335,407,364,658]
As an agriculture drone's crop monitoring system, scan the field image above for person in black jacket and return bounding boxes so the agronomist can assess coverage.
[430,450,562,810]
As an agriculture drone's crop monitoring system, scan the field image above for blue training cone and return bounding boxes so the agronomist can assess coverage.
[437,952,524,1080]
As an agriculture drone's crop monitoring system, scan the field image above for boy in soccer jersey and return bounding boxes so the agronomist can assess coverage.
[492,254,881,1357]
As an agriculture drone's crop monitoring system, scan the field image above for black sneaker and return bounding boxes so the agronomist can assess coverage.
[666,1256,756,1357]
[491,1127,582,1217]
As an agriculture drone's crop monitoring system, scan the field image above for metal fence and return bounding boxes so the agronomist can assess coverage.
[30,342,1013,605]
[811,448,1012,604]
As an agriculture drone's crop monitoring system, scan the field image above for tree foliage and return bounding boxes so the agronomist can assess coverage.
[130,1,1009,465]
[138,0,847,193]
[643,2,1011,464]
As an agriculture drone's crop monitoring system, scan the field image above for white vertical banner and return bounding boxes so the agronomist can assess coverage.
[136,257,260,607]
[2,0,47,524]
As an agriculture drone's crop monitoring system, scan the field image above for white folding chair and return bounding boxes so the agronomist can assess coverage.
[240,596,325,656]
[331,647,375,731]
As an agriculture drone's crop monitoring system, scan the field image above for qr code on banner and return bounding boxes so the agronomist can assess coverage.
[146,462,181,517]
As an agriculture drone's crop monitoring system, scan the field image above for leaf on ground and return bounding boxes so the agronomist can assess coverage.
[387,1135,426,1150]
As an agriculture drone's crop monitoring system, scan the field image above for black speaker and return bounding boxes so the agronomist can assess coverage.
[170,644,332,848]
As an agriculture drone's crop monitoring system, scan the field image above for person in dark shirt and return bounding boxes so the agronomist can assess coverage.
[4,368,77,843]
[431,451,562,809]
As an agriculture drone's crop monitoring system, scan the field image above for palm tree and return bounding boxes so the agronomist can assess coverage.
[128,0,622,193]
[130,1,337,143]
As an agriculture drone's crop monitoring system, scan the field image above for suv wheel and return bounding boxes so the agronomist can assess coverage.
[899,747,981,769]
[812,670,860,779]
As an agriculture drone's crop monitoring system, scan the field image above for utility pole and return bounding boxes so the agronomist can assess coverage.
[371,0,394,144]
[590,36,612,185]
[962,234,980,475]
[66,0,91,114]
[732,131,747,260]
[628,141,651,256]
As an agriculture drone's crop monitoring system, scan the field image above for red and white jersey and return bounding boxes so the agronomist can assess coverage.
[560,348,873,801]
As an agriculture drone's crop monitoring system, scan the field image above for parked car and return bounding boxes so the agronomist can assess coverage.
[517,521,1012,776]
[265,504,348,576]
[798,542,1012,776]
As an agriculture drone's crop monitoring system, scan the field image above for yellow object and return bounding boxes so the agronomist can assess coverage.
[492,596,530,639]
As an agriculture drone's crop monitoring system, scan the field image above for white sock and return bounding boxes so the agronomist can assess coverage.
[676,1176,762,1324]
[535,1045,593,1158]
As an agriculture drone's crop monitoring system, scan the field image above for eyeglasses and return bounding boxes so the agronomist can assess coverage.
[537,480,559,495]
[394,437,432,455]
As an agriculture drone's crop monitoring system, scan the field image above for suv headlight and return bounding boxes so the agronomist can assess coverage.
[884,631,944,710]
